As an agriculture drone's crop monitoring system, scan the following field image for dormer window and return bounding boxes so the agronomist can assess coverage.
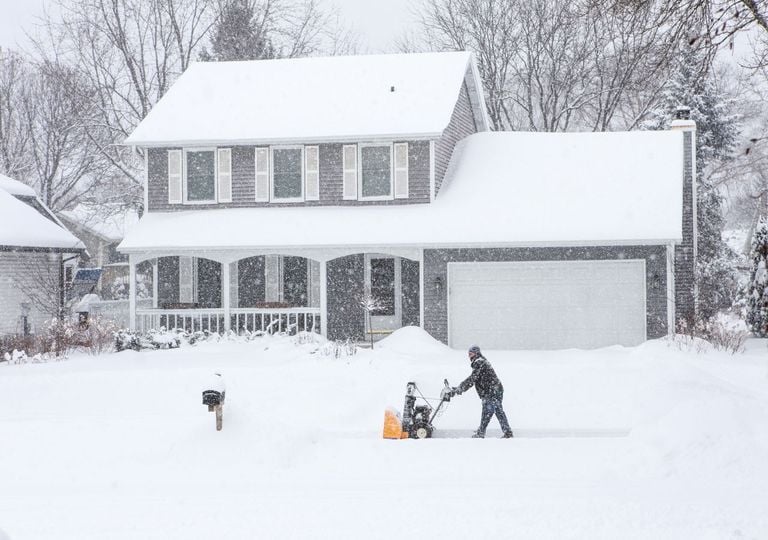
[271,146,304,202]
[359,144,393,200]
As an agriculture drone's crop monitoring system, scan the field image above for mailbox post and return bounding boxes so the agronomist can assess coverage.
[202,373,226,431]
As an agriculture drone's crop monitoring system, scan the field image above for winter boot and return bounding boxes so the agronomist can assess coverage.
[502,431,514,439]
[471,431,485,439]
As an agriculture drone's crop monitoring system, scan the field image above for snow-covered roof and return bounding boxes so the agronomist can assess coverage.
[0,187,86,251]
[0,174,36,197]
[125,51,488,146]
[60,204,140,242]
[119,130,683,255]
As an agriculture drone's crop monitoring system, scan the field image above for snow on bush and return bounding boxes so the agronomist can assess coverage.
[747,218,768,337]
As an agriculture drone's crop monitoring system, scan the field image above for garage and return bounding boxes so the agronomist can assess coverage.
[448,260,647,350]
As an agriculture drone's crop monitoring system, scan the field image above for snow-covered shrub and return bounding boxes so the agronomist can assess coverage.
[318,339,357,359]
[292,331,323,346]
[115,328,182,352]
[746,218,768,337]
[671,316,748,355]
[82,317,120,355]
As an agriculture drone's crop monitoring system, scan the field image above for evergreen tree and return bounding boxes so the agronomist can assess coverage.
[642,43,741,320]
[746,218,768,336]
[199,0,275,62]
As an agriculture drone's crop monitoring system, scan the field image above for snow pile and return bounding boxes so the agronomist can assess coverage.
[375,325,450,356]
[1,337,767,538]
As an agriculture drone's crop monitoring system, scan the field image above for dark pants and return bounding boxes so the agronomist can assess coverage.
[478,391,511,436]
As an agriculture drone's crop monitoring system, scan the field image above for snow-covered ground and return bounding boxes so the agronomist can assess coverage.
[1,328,767,539]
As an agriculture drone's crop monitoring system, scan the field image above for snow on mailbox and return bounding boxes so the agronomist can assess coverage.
[202,373,226,431]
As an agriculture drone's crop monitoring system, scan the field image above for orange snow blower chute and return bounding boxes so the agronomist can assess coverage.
[382,380,453,439]
[382,407,408,439]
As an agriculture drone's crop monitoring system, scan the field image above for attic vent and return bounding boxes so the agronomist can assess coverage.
[390,85,395,92]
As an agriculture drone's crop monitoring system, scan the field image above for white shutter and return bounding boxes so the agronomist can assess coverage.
[217,148,232,203]
[305,145,320,201]
[168,150,182,204]
[394,143,409,199]
[342,144,357,200]
[255,147,270,202]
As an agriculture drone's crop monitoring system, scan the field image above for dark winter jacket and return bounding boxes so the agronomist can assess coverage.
[456,355,503,399]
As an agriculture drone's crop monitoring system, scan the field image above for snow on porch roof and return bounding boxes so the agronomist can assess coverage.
[125,51,486,146]
[119,130,683,255]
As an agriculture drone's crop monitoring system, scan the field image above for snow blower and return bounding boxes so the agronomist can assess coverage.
[383,379,453,439]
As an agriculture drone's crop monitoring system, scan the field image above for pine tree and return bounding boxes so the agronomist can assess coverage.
[642,43,741,320]
[746,218,768,336]
[199,0,275,62]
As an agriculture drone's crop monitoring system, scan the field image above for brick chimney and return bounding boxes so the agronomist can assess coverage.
[670,105,697,328]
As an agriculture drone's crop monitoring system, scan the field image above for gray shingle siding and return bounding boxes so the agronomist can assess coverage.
[0,252,61,336]
[434,81,478,197]
[422,246,669,345]
[674,130,696,327]
[147,141,431,212]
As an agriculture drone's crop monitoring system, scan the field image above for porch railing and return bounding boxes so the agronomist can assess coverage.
[135,307,321,335]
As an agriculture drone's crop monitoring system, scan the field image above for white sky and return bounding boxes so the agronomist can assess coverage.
[0,0,417,52]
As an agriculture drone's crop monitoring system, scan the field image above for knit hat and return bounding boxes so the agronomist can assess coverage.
[468,345,481,356]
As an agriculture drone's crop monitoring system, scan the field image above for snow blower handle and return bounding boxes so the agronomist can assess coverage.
[441,379,453,402]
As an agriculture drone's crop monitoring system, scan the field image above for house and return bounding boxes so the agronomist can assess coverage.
[119,51,696,350]
[59,204,140,299]
[0,174,86,336]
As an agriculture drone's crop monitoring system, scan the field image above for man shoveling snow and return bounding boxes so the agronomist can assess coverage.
[450,345,514,439]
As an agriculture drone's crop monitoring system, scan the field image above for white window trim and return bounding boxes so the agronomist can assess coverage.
[358,142,394,201]
[304,145,320,201]
[182,147,218,205]
[270,145,305,203]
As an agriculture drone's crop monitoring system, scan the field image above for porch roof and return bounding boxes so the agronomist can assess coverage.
[120,130,683,257]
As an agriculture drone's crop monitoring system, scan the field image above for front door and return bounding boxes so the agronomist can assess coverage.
[365,255,402,333]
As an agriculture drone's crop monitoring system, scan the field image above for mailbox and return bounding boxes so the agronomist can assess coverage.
[202,373,226,431]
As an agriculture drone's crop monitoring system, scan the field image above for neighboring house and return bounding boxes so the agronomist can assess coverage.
[0,174,86,336]
[59,205,140,299]
[119,51,696,350]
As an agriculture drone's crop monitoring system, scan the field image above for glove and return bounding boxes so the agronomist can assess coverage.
[451,387,460,396]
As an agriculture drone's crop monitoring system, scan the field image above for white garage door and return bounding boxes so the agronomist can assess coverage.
[448,260,647,350]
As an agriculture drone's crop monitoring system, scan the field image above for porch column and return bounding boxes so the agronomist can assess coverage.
[128,254,137,331]
[419,248,425,329]
[222,261,231,332]
[152,258,159,309]
[319,259,328,338]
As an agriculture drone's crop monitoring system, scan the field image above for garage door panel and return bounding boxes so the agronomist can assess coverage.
[448,260,646,350]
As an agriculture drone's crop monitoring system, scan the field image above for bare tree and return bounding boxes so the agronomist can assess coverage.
[32,0,217,210]
[23,60,104,211]
[415,0,683,132]
[0,49,33,181]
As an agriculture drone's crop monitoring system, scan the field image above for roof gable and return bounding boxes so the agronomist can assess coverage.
[126,51,486,146]
[0,188,85,251]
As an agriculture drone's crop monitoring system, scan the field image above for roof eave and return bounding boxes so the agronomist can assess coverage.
[124,131,444,148]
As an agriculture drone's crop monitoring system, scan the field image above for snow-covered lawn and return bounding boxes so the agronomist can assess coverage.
[1,329,767,539]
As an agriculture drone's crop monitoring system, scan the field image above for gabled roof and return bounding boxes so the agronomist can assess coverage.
[0,186,85,251]
[59,204,140,243]
[125,51,488,146]
[119,130,683,254]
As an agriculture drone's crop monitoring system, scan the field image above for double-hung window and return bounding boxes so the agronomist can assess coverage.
[271,146,304,202]
[183,148,217,203]
[359,143,393,200]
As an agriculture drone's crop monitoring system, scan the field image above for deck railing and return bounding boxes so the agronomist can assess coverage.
[135,307,321,335]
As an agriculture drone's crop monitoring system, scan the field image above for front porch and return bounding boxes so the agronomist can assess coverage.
[127,249,424,340]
